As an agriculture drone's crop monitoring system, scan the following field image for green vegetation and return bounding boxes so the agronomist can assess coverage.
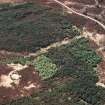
[0,2,105,105]
[0,2,80,52]
[2,38,104,105]
[44,38,103,105]
[33,55,58,79]
[0,56,31,64]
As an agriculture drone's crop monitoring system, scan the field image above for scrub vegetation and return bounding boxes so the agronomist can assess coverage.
[0,1,105,105]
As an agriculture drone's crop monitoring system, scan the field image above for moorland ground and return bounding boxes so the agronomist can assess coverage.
[0,0,105,105]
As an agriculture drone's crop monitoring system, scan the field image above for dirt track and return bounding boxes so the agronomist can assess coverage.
[0,0,27,3]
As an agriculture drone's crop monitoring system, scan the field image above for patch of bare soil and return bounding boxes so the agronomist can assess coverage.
[0,50,29,58]
[97,61,105,85]
[0,0,28,3]
[0,64,41,102]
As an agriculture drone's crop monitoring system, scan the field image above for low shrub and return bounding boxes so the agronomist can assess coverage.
[33,55,58,79]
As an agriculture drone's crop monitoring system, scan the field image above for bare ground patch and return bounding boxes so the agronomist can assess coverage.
[0,64,42,102]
